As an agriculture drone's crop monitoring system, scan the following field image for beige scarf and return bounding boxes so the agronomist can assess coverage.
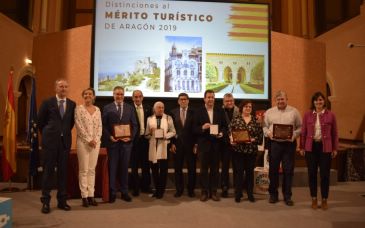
[147,114,172,163]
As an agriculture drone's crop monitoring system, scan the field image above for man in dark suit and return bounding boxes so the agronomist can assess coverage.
[194,90,227,201]
[102,86,138,203]
[38,79,76,214]
[170,93,197,198]
[129,90,152,196]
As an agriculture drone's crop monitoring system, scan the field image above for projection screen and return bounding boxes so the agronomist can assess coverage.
[92,0,270,99]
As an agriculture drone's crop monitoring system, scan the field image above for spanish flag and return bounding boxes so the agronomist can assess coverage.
[2,69,17,181]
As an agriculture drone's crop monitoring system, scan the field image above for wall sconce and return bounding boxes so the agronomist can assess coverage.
[25,58,32,65]
[347,43,365,48]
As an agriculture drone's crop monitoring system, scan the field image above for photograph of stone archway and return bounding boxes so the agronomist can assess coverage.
[206,53,264,95]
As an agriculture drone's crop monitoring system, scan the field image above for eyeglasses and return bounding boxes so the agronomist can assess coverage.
[244,106,252,108]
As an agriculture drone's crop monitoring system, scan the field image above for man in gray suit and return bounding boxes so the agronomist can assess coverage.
[38,79,76,214]
[102,86,138,203]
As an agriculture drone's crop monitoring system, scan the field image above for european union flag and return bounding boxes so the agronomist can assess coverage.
[28,77,39,178]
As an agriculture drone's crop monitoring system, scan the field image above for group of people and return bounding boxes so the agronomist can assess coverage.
[38,79,338,214]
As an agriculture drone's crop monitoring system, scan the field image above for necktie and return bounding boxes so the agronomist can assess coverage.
[181,108,186,126]
[117,103,122,120]
[136,106,142,121]
[59,100,65,118]
[137,106,144,135]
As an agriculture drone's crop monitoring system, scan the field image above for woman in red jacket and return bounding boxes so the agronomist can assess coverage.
[300,92,338,210]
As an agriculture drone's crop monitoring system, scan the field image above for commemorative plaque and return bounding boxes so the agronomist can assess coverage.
[210,124,219,135]
[231,129,251,143]
[154,128,164,139]
[113,124,131,139]
[272,124,293,140]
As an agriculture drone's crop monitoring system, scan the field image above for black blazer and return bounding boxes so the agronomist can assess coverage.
[193,106,227,153]
[38,96,76,150]
[170,107,196,148]
[132,104,152,137]
[102,102,138,147]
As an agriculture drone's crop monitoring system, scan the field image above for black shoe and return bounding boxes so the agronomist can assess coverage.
[285,199,294,206]
[174,191,183,198]
[87,197,98,206]
[235,195,241,203]
[211,192,220,201]
[248,195,256,203]
[132,189,140,197]
[200,191,208,202]
[57,203,71,211]
[82,198,89,207]
[188,191,196,198]
[221,190,228,198]
[109,195,116,203]
[121,193,132,202]
[156,192,164,199]
[41,203,50,214]
[269,195,278,204]
[141,187,154,194]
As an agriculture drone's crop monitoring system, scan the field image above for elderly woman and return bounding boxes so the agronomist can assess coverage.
[74,88,102,207]
[229,100,263,203]
[300,92,338,210]
[145,101,176,199]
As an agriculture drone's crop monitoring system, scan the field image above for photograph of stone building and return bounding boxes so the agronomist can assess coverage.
[164,36,202,93]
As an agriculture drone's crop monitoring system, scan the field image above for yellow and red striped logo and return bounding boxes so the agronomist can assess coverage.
[227,4,269,42]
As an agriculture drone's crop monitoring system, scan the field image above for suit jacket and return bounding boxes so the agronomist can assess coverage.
[193,106,227,153]
[222,105,240,145]
[132,104,152,138]
[102,102,138,147]
[38,96,76,150]
[170,107,196,148]
[300,109,338,153]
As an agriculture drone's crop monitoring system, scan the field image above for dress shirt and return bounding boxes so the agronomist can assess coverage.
[135,104,145,135]
[205,106,214,124]
[313,109,325,141]
[56,94,66,112]
[263,105,302,140]
[114,102,123,119]
[180,107,187,126]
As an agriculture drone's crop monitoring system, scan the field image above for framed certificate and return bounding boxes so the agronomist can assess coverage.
[231,129,250,143]
[210,124,219,135]
[154,128,164,139]
[113,124,131,139]
[273,124,293,140]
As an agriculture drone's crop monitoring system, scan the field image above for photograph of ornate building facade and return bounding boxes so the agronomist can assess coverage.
[164,36,202,93]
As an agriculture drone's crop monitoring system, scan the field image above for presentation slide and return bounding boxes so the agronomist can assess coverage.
[92,0,270,99]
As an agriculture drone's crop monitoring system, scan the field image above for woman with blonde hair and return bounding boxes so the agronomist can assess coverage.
[75,88,102,207]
